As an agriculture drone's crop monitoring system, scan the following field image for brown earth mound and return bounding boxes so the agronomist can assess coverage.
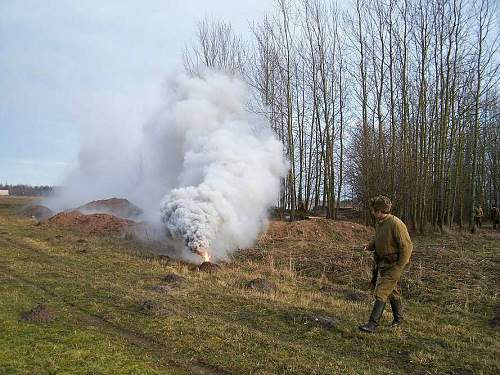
[283,311,338,331]
[151,285,174,293]
[343,290,368,302]
[198,262,221,273]
[77,198,143,219]
[161,273,186,284]
[46,211,134,235]
[245,278,277,293]
[136,300,169,316]
[20,205,54,219]
[20,304,56,323]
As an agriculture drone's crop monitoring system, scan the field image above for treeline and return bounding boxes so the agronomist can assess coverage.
[183,0,499,232]
[0,184,54,196]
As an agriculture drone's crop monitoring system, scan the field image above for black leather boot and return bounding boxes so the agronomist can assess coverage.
[359,299,385,333]
[389,298,403,327]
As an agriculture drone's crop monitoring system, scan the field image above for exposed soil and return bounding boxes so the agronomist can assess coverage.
[245,278,277,293]
[151,273,185,293]
[283,311,338,331]
[20,205,54,219]
[137,300,159,313]
[77,198,143,219]
[161,273,186,284]
[198,262,221,273]
[20,304,56,323]
[45,211,134,235]
[136,300,169,316]
[310,315,338,331]
[151,285,175,293]
[343,290,368,302]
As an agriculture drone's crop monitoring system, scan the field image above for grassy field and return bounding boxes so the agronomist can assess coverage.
[0,196,498,374]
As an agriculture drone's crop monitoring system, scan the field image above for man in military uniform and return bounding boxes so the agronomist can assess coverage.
[295,200,309,220]
[491,206,499,229]
[474,206,484,228]
[359,195,413,333]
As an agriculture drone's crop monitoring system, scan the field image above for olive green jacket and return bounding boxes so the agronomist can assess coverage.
[368,214,413,268]
[474,208,484,218]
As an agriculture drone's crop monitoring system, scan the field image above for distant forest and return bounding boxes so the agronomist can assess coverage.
[0,184,54,196]
[183,0,499,232]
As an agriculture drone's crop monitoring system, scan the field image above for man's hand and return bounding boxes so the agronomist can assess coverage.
[363,243,374,252]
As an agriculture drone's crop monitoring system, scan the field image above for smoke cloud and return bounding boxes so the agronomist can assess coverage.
[45,72,287,261]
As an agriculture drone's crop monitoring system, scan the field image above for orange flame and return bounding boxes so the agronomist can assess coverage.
[195,247,211,263]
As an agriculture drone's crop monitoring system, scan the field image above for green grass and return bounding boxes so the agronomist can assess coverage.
[0,196,498,374]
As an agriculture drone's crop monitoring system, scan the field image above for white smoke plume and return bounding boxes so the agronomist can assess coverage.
[45,71,287,261]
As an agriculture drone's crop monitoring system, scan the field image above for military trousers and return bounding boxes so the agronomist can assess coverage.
[374,263,404,302]
[474,217,482,228]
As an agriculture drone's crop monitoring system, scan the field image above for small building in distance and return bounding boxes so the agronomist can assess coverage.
[0,190,9,196]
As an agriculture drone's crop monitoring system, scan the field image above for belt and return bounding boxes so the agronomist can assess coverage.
[375,252,399,264]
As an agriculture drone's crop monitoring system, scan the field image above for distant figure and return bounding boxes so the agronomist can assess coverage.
[474,206,484,228]
[491,206,499,229]
[295,200,308,220]
[359,195,413,333]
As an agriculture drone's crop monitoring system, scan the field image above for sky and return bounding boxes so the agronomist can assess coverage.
[0,0,274,186]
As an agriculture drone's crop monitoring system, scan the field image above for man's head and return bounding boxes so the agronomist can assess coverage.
[370,195,392,213]
[370,195,392,220]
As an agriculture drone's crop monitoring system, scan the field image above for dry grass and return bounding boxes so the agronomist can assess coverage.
[0,196,498,374]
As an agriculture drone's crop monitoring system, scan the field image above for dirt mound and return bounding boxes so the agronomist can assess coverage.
[20,205,54,219]
[20,304,56,323]
[161,273,185,284]
[343,290,368,302]
[77,198,142,219]
[245,278,277,293]
[151,285,175,293]
[135,300,171,316]
[136,300,169,316]
[262,218,373,244]
[198,262,221,273]
[283,311,338,331]
[46,211,133,235]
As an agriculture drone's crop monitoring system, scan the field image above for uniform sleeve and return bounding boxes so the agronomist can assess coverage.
[393,221,413,268]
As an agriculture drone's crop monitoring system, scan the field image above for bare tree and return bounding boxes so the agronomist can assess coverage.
[183,18,247,76]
